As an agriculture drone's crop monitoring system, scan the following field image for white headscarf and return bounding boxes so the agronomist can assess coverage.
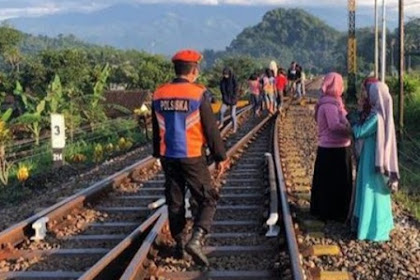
[269,61,278,77]
[368,82,400,188]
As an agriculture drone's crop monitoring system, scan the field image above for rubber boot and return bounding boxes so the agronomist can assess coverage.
[174,235,187,260]
[185,227,209,266]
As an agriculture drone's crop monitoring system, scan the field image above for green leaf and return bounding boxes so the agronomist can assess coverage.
[1,108,13,122]
[13,81,23,96]
[16,113,41,124]
[36,100,46,114]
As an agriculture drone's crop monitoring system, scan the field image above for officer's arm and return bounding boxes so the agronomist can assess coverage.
[200,97,227,162]
[151,106,160,158]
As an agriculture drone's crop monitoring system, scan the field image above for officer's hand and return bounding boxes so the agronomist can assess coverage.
[216,159,230,179]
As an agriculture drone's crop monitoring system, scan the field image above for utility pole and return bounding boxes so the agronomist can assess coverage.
[381,0,387,81]
[374,0,379,78]
[347,0,357,102]
[398,0,404,141]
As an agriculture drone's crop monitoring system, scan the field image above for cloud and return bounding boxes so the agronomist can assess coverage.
[0,0,419,20]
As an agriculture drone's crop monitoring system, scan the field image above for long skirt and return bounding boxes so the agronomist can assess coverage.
[310,146,353,222]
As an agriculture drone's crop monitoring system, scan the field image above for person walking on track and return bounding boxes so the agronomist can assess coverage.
[351,81,399,242]
[263,69,276,114]
[152,49,228,266]
[310,72,353,223]
[295,65,306,99]
[275,68,288,112]
[248,73,262,117]
[219,67,238,133]
[287,61,298,96]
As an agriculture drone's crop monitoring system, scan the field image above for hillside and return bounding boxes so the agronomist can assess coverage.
[19,33,94,55]
[7,3,401,56]
[9,3,270,54]
[223,8,341,73]
[207,8,420,74]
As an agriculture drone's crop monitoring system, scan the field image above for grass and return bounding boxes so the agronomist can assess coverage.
[395,131,420,221]
[393,73,420,221]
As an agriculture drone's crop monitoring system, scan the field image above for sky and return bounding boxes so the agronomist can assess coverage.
[0,0,419,21]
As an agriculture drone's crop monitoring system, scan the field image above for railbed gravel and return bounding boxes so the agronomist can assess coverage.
[281,100,420,280]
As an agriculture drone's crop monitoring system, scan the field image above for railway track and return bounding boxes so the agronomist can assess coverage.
[0,106,263,279]
[6,76,413,280]
[3,80,351,280]
[117,113,280,280]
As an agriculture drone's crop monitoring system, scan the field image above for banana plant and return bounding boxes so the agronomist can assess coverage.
[82,64,110,131]
[0,108,13,186]
[46,74,63,113]
[13,81,31,111]
[16,99,46,146]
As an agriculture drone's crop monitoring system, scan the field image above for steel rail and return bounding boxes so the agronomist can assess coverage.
[273,113,305,280]
[219,105,252,134]
[79,207,166,280]
[119,207,168,280]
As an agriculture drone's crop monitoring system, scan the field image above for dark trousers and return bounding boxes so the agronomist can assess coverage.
[161,156,217,238]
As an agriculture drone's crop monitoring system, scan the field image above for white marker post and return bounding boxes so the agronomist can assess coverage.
[51,114,66,167]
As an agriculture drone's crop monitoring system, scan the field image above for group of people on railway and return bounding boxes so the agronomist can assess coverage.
[311,72,399,242]
[218,61,306,131]
[246,61,306,117]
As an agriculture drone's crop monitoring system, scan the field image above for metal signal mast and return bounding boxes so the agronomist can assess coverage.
[347,0,357,101]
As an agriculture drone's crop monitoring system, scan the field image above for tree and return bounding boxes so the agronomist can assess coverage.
[14,81,46,145]
[136,55,173,91]
[0,25,22,55]
[82,64,110,131]
[0,25,23,75]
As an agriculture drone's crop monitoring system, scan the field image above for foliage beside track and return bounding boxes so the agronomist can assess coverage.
[387,73,420,221]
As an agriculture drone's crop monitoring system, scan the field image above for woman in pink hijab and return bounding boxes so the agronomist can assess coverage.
[310,72,353,222]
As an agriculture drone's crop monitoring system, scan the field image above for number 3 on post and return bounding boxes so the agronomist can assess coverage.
[50,114,66,167]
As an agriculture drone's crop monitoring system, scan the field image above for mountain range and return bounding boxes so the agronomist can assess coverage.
[6,3,396,55]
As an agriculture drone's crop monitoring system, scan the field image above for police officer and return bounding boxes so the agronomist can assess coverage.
[152,49,228,266]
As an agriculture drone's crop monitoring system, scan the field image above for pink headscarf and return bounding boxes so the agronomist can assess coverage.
[369,82,400,187]
[322,72,344,97]
[315,72,347,120]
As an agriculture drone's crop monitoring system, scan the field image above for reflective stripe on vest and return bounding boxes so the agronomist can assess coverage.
[153,83,206,158]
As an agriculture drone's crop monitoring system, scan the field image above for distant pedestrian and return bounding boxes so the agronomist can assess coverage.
[248,73,261,116]
[259,71,267,111]
[287,61,298,96]
[310,72,353,222]
[275,68,288,111]
[296,65,306,99]
[269,60,278,77]
[352,81,399,241]
[219,67,238,133]
[263,69,276,114]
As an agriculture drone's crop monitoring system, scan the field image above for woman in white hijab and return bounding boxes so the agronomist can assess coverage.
[352,82,399,241]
